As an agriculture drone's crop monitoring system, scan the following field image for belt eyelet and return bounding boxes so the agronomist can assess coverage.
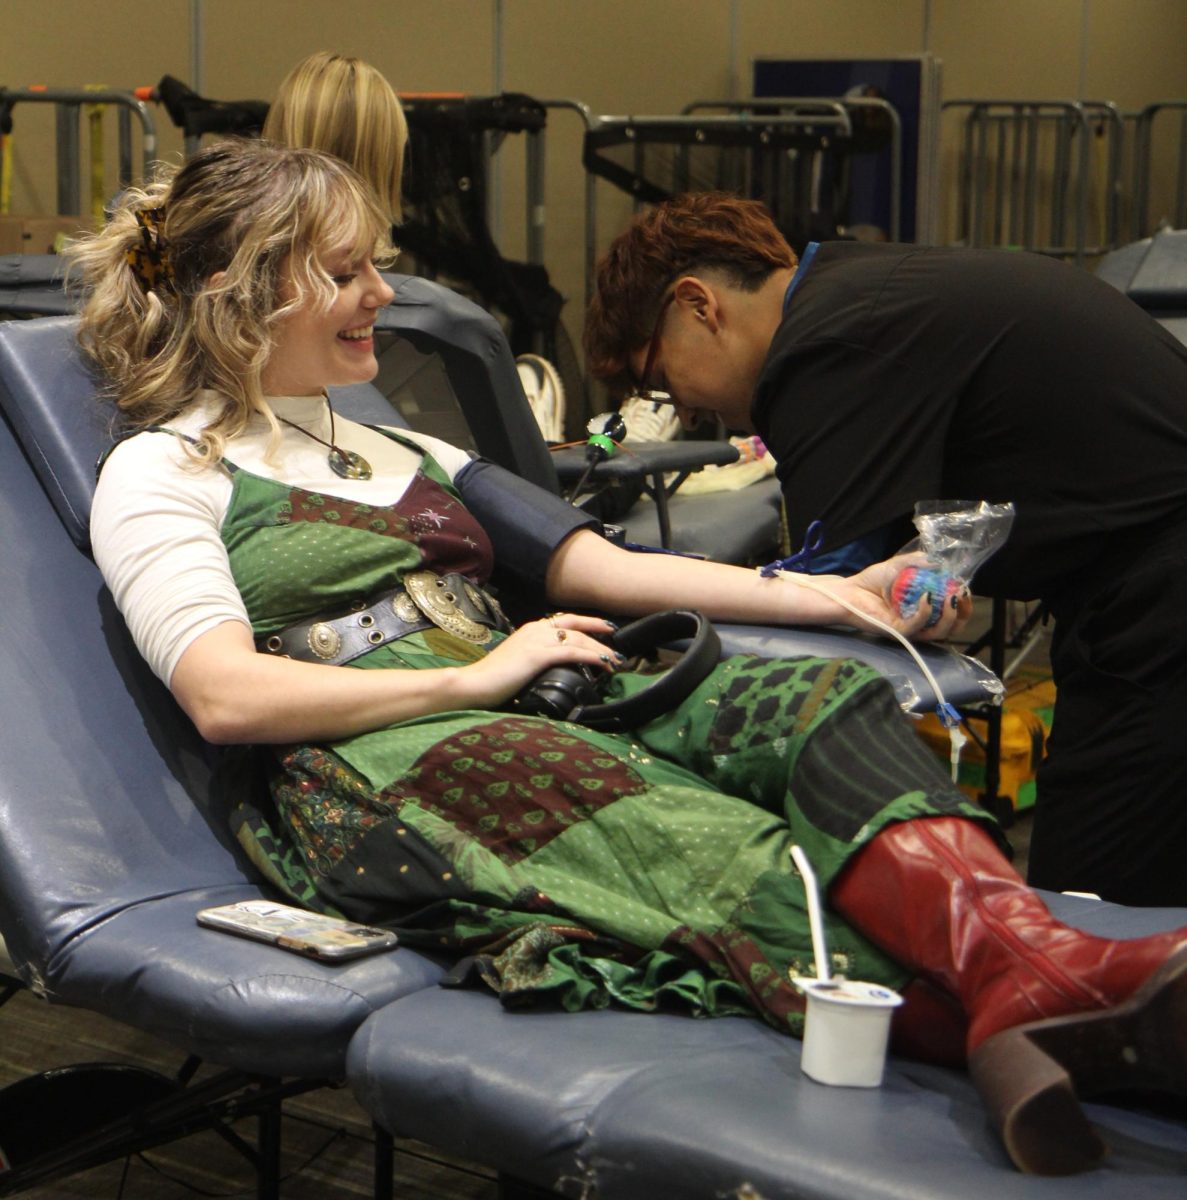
[265,635,284,653]
[367,629,385,645]
[359,613,375,628]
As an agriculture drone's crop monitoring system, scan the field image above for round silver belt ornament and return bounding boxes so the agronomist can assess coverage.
[307,622,343,660]
[404,570,491,644]
[393,592,421,624]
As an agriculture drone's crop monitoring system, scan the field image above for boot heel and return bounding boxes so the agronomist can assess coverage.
[970,1027,1107,1175]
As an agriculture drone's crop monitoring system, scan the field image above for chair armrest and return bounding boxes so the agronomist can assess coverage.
[551,440,739,485]
[713,622,1003,713]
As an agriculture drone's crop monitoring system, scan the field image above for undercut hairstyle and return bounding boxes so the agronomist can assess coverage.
[66,138,393,465]
[584,192,796,397]
[263,51,408,222]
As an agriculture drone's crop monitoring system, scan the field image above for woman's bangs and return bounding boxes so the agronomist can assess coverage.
[320,174,390,263]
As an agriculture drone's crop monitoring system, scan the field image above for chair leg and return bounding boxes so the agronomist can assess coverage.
[372,1123,394,1200]
[256,1099,282,1200]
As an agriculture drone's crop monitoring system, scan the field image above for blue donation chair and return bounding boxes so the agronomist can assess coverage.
[370,272,786,565]
[0,313,445,1196]
[1097,228,1187,347]
[2,282,1181,1199]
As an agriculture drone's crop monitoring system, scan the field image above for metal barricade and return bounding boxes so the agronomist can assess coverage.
[943,99,1125,265]
[579,108,875,282]
[681,97,903,243]
[523,97,897,336]
[0,87,157,220]
[1130,100,1187,238]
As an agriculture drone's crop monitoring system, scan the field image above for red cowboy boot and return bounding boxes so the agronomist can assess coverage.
[830,816,1187,1175]
[891,977,968,1069]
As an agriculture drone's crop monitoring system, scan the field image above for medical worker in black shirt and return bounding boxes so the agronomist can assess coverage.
[585,190,1187,908]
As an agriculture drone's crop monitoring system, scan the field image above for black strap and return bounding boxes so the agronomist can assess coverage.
[509,610,721,732]
[576,611,720,731]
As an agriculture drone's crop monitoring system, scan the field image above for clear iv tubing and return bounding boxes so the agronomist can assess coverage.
[771,569,968,782]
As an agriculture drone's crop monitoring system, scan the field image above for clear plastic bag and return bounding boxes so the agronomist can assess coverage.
[890,500,1015,626]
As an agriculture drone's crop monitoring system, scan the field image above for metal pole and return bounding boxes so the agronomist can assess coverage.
[1177,109,1187,229]
[117,106,133,191]
[1073,104,1090,265]
[55,102,80,216]
[1008,110,1024,246]
[535,98,594,302]
[992,114,1008,246]
[1024,107,1039,249]
[1050,111,1070,252]
[525,125,545,266]
[971,106,988,247]
[1133,105,1153,239]
[189,0,204,95]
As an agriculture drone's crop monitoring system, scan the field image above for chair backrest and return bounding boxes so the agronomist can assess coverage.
[0,264,563,523]
[0,320,247,974]
[0,253,74,317]
[0,276,536,552]
[0,315,108,549]
[374,273,560,493]
[0,312,417,973]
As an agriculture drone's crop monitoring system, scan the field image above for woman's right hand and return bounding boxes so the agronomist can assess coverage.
[171,613,622,746]
[461,613,620,709]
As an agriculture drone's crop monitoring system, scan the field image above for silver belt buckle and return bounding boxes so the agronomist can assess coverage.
[404,570,493,644]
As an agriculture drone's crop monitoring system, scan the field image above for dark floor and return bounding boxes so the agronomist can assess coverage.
[0,984,498,1199]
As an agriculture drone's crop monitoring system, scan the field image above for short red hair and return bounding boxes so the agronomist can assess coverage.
[584,192,795,395]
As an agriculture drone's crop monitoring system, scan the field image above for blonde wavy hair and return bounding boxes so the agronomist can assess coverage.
[67,138,393,465]
[263,51,407,222]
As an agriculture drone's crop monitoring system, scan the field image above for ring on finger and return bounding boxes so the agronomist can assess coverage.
[556,628,568,643]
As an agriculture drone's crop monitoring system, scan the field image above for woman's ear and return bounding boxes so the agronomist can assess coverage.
[673,276,721,332]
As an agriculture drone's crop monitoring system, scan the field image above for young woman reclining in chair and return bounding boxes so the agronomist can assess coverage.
[69,138,1187,1178]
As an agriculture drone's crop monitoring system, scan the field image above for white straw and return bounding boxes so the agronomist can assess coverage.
[790,844,831,982]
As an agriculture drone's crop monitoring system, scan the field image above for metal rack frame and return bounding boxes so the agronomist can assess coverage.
[943,98,1126,264]
[0,87,157,217]
[1130,99,1187,238]
[681,96,903,242]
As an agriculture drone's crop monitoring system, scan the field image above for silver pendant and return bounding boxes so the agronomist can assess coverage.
[329,448,373,480]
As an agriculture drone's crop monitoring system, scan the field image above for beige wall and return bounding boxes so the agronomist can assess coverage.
[2,0,1185,372]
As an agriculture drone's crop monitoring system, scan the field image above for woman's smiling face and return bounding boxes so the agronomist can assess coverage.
[260,247,395,396]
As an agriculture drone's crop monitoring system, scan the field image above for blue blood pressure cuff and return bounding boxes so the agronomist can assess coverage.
[456,458,601,586]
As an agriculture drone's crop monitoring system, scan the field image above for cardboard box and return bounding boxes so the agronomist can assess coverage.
[0,214,91,255]
[915,675,1055,812]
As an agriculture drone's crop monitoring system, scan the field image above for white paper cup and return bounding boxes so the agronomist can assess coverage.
[792,977,904,1088]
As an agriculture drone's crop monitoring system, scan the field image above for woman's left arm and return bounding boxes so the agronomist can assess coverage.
[544,530,969,641]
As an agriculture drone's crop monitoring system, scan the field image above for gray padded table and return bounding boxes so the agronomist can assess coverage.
[348,893,1187,1199]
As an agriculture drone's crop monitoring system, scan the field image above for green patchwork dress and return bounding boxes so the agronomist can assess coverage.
[221,431,987,1036]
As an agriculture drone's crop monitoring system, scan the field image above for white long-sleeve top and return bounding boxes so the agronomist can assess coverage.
[90,391,472,686]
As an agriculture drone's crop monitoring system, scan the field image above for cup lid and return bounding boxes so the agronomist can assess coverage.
[791,977,904,1009]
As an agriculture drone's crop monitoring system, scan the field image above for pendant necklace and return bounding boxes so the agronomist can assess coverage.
[278,396,373,480]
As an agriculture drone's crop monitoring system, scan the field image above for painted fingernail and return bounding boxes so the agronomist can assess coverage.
[599,653,612,664]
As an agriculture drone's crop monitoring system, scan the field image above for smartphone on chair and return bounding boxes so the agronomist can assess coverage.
[196,898,399,962]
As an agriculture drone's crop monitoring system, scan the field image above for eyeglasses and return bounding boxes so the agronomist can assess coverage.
[628,290,677,403]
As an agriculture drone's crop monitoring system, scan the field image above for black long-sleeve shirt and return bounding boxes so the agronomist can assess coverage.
[753,242,1187,600]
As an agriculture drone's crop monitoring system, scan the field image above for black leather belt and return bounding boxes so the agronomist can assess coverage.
[256,570,510,667]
